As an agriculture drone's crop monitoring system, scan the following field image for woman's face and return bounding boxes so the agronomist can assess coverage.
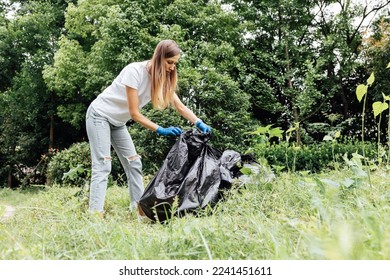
[164,54,180,73]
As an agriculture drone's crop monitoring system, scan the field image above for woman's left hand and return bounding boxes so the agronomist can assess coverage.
[195,120,212,133]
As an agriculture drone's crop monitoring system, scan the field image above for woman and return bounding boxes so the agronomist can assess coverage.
[86,40,211,217]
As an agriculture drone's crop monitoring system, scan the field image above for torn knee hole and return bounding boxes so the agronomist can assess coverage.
[127,155,141,161]
[103,156,112,162]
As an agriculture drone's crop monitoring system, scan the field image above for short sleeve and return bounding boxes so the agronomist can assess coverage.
[120,64,140,90]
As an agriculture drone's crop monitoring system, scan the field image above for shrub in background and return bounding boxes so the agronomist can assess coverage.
[46,142,124,187]
[261,141,377,172]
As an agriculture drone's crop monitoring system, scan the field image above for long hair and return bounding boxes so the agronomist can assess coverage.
[149,40,181,110]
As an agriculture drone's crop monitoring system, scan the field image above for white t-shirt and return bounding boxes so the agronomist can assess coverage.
[91,60,151,126]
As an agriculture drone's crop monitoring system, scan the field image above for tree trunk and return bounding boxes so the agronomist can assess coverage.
[338,82,349,119]
[7,167,12,188]
[49,115,54,150]
[292,107,302,144]
[285,42,302,145]
[7,145,16,188]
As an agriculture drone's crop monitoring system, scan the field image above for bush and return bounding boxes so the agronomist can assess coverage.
[46,142,124,187]
[258,141,377,172]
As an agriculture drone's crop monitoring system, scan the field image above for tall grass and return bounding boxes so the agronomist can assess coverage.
[1,166,390,260]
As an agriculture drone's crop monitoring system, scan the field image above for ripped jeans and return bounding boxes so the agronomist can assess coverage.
[86,105,144,213]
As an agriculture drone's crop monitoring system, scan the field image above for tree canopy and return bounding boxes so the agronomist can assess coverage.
[1,0,389,187]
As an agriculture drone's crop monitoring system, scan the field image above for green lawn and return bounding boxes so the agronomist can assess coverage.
[1,167,390,260]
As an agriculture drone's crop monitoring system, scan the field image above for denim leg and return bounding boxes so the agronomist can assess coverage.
[110,125,144,209]
[86,106,112,213]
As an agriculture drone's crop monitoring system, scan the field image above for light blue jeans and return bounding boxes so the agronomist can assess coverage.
[86,105,144,213]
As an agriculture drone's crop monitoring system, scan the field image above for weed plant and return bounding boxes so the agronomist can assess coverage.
[1,166,390,260]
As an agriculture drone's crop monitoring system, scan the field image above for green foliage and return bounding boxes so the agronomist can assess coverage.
[2,0,390,189]
[44,0,255,166]
[43,36,88,128]
[356,84,369,103]
[355,72,376,163]
[385,93,390,164]
[226,0,339,133]
[372,100,388,117]
[1,166,390,260]
[46,142,123,187]
[260,141,377,172]
[361,16,390,102]
[0,0,79,187]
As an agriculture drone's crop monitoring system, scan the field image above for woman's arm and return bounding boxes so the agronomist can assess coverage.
[174,93,212,133]
[126,86,159,131]
[173,93,199,124]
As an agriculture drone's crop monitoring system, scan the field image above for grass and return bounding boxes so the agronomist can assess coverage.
[1,166,390,260]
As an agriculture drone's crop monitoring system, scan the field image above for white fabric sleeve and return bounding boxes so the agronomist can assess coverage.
[120,64,140,90]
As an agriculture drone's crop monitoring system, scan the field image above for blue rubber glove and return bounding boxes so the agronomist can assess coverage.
[195,119,212,133]
[156,126,182,136]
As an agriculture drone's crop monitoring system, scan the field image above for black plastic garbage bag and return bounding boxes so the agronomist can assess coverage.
[138,129,243,222]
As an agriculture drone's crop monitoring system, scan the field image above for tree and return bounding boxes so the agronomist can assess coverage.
[225,0,326,144]
[0,0,76,187]
[312,0,390,140]
[224,0,390,143]
[44,0,255,174]
[360,14,390,143]
[361,15,390,98]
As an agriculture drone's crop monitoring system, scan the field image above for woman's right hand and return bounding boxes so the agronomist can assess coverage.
[156,126,182,136]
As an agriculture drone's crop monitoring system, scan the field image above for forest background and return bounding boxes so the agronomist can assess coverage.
[1,0,390,188]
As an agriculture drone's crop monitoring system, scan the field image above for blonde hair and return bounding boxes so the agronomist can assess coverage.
[149,40,180,110]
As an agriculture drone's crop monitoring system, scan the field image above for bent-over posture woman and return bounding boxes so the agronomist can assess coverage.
[86,40,211,217]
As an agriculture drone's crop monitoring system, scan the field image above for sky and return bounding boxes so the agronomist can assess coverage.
[325,0,389,30]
